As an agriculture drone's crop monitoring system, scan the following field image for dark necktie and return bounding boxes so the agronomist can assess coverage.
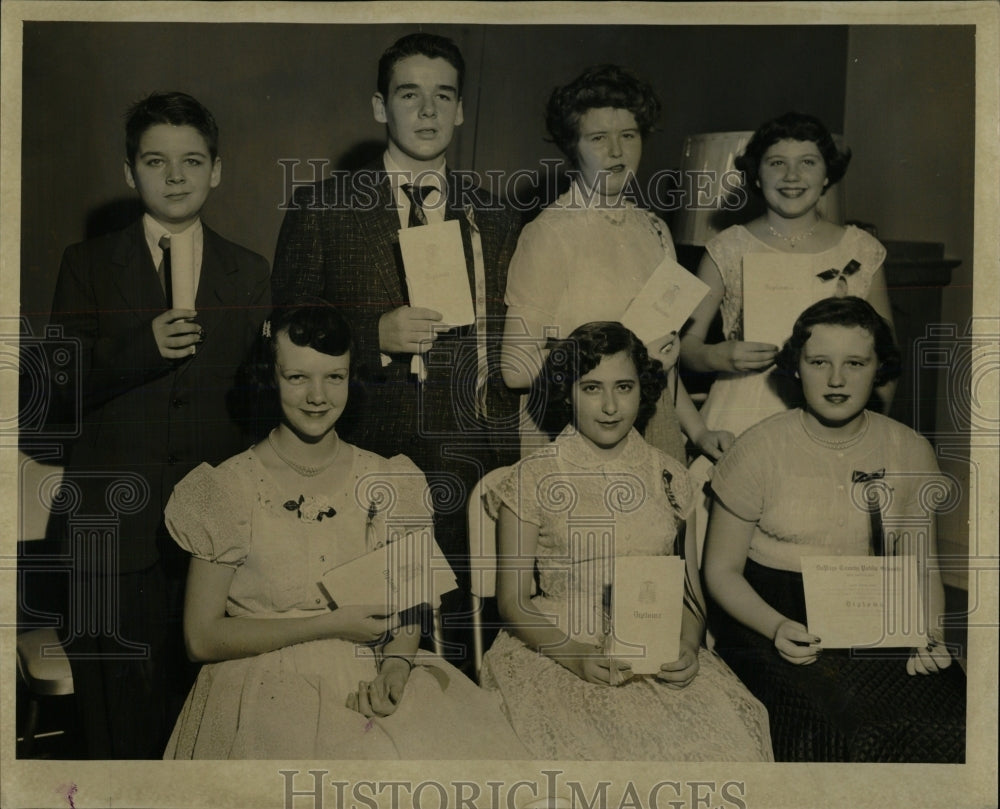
[402,183,430,227]
[158,235,172,307]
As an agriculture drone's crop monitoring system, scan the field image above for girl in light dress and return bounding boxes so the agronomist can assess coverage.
[482,320,773,761]
[163,301,528,759]
[680,111,895,440]
[703,296,965,761]
[502,64,732,464]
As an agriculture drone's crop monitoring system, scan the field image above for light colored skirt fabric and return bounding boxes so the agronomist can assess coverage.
[481,630,773,761]
[164,639,529,760]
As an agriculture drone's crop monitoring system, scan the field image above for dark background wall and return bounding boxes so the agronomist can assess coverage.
[19,21,850,334]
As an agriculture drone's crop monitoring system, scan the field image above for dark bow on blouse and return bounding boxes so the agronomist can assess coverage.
[817,258,862,283]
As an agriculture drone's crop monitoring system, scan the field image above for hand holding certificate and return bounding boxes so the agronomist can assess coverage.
[398,220,474,327]
[801,555,929,649]
[621,256,711,345]
[608,555,685,674]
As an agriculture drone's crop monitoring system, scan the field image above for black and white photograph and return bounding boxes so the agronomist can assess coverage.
[2,2,997,808]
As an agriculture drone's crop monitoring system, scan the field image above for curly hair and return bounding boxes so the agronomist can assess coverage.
[775,296,901,390]
[533,321,667,437]
[233,299,366,440]
[545,64,661,166]
[735,111,851,197]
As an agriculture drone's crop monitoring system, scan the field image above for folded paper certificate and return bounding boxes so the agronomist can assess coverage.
[801,555,928,648]
[399,219,475,326]
[319,531,457,613]
[169,227,197,309]
[620,256,711,345]
[741,253,830,347]
[609,555,685,674]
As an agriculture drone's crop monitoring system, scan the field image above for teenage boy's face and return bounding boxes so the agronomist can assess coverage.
[372,54,464,172]
[124,123,221,233]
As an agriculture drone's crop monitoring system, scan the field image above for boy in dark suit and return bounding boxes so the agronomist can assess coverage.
[48,92,270,757]
[272,33,521,665]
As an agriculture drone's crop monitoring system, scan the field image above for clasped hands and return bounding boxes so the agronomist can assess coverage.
[571,641,700,689]
[774,619,953,675]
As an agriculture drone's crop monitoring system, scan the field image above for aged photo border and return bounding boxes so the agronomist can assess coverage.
[2,2,997,808]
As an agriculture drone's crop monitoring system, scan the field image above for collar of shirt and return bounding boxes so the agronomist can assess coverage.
[383,151,447,227]
[142,214,204,271]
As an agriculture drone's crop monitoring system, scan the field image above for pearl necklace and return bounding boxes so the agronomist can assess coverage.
[767,215,820,248]
[799,409,870,449]
[267,429,341,477]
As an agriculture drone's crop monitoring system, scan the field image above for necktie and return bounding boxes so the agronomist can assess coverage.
[402,183,430,227]
[158,235,172,307]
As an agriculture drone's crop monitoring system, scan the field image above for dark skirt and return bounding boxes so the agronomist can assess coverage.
[709,559,967,762]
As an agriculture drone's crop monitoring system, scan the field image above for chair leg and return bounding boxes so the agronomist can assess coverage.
[471,594,485,683]
[19,697,40,758]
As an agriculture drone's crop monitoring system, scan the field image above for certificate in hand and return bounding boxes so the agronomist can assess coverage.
[620,256,710,344]
[801,555,928,648]
[398,219,475,326]
[609,555,685,674]
[169,227,197,309]
[741,253,829,347]
[319,531,458,613]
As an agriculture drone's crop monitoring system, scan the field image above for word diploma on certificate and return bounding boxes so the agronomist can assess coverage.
[801,555,929,649]
[609,555,685,674]
[741,253,831,347]
[398,220,475,327]
[621,256,711,345]
[320,530,458,615]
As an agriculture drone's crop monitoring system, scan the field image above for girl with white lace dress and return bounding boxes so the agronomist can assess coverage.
[482,321,773,760]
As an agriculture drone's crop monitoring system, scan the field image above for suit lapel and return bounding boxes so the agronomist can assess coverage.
[353,170,408,307]
[109,220,166,320]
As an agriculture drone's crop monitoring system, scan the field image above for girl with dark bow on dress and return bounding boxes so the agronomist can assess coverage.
[703,296,966,762]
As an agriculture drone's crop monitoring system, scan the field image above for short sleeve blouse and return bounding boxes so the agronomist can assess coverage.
[711,410,954,571]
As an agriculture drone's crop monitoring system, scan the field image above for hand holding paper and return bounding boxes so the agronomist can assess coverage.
[398,220,474,327]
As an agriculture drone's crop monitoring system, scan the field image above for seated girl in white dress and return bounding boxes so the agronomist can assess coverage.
[481,321,773,760]
[163,301,528,759]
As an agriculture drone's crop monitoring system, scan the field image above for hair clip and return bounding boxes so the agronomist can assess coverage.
[261,320,271,338]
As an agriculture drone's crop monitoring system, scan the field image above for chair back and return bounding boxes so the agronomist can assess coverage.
[467,465,512,600]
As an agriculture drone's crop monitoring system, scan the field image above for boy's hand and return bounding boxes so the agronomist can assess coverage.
[378,306,443,354]
[152,309,202,359]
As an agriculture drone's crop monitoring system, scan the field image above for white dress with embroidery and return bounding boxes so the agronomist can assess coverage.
[480,427,774,761]
[162,444,528,759]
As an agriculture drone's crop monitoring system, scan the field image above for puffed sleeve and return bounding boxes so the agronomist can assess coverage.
[710,425,770,522]
[885,429,958,518]
[503,215,568,326]
[484,456,545,527]
[164,459,254,567]
[382,454,435,525]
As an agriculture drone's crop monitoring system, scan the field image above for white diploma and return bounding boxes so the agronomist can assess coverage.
[801,555,928,648]
[319,531,457,613]
[609,555,685,674]
[169,227,197,309]
[398,219,474,327]
[620,256,711,344]
[741,253,829,347]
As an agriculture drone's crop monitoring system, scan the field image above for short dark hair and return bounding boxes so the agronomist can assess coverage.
[735,111,851,197]
[125,91,219,165]
[377,33,465,99]
[775,296,901,389]
[534,321,667,437]
[238,299,365,440]
[545,64,661,166]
